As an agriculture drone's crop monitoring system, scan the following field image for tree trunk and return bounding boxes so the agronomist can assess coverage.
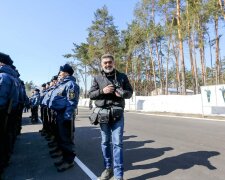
[137,56,141,87]
[176,0,186,94]
[172,40,181,94]
[165,39,171,95]
[187,1,196,94]
[155,40,163,94]
[215,15,220,84]
[192,25,199,93]
[218,0,225,20]
[188,33,197,93]
[147,40,157,95]
[143,48,149,96]
[199,45,206,85]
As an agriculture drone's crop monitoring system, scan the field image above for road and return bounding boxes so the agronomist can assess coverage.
[3,108,225,180]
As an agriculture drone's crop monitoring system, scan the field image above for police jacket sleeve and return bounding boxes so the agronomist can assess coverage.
[88,76,104,100]
[33,95,40,107]
[64,83,79,121]
[121,74,133,99]
[33,96,38,107]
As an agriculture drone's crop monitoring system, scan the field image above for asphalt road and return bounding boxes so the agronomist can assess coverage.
[3,108,225,180]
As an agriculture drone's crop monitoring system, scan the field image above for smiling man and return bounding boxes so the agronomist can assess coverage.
[88,54,133,180]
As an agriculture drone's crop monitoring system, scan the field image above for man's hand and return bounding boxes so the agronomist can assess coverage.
[115,91,121,97]
[103,84,115,94]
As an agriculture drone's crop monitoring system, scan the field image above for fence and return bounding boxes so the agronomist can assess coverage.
[79,85,225,117]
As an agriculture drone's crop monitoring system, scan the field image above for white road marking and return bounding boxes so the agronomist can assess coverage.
[38,118,42,123]
[127,111,225,122]
[39,115,97,179]
[74,157,98,180]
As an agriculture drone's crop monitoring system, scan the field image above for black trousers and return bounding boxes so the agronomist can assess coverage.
[0,109,7,174]
[5,109,17,163]
[49,109,57,136]
[40,106,44,123]
[16,104,24,135]
[32,106,39,121]
[47,108,52,134]
[43,106,48,131]
[56,111,76,163]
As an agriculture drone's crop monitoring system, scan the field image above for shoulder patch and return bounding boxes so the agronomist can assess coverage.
[69,89,76,100]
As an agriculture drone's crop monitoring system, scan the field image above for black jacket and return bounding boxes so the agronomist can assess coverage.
[88,70,133,108]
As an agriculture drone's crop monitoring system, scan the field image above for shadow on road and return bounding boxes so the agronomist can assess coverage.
[128,150,220,180]
[3,117,92,180]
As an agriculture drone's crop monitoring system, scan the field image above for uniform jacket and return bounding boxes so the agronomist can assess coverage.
[40,89,48,107]
[42,86,55,107]
[88,69,133,108]
[0,65,19,108]
[24,95,30,108]
[18,79,27,105]
[30,93,40,107]
[49,76,79,121]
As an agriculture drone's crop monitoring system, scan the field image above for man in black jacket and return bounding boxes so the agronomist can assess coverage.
[88,54,133,180]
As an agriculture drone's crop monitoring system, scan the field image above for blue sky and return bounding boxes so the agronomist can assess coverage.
[0,0,138,88]
[1,0,224,90]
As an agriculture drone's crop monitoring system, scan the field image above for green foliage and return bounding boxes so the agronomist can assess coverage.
[25,81,35,96]
[64,0,225,95]
[87,5,120,68]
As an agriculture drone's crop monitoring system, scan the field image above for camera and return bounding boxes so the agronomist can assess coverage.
[113,80,120,89]
[113,80,124,96]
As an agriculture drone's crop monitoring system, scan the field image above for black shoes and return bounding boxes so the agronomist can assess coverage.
[50,151,62,158]
[57,161,75,172]
[49,148,60,155]
[54,159,64,167]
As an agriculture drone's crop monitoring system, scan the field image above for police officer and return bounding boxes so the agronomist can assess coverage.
[17,79,27,135]
[5,66,20,163]
[49,64,79,172]
[42,76,58,142]
[30,88,40,123]
[29,91,34,118]
[0,52,16,175]
[40,83,47,124]
[23,95,30,113]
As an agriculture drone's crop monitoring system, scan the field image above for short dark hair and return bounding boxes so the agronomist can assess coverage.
[101,53,114,62]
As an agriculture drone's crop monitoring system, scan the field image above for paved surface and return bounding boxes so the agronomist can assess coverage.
[3,112,90,180]
[3,108,225,180]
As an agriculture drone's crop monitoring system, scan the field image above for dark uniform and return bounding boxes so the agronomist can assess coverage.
[4,65,20,164]
[41,76,57,138]
[30,89,40,122]
[17,79,27,135]
[40,83,47,124]
[49,64,79,172]
[41,84,52,134]
[0,53,16,175]
[23,95,30,113]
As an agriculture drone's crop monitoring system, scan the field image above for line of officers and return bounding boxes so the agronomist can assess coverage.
[28,63,80,172]
[0,53,28,176]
